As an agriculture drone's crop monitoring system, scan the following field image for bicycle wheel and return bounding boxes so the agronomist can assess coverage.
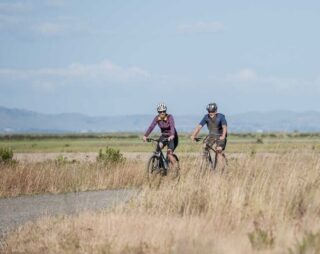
[146,155,162,187]
[208,150,217,171]
[167,154,180,183]
[198,151,215,177]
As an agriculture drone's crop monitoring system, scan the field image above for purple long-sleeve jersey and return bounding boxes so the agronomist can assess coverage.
[144,114,176,137]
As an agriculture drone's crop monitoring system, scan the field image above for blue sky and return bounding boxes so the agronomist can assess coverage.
[0,0,320,116]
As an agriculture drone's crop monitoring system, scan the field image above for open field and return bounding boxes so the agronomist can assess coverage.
[1,134,320,253]
[1,133,320,153]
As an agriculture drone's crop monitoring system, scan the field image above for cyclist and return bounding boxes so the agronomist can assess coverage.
[190,102,228,170]
[143,103,179,170]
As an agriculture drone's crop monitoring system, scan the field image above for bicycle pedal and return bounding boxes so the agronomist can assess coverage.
[160,169,167,176]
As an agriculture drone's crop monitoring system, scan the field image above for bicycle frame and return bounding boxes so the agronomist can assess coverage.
[195,137,219,171]
[153,149,168,170]
[146,137,180,182]
[147,138,170,171]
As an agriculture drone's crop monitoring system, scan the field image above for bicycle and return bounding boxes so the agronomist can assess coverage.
[194,136,227,175]
[145,137,180,186]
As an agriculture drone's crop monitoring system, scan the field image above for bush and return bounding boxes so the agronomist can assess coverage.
[248,226,275,250]
[289,231,320,254]
[0,147,14,163]
[97,146,125,165]
[55,155,68,165]
[256,138,264,144]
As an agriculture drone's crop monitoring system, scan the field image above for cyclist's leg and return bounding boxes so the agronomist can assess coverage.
[216,139,227,172]
[156,136,166,152]
[167,139,177,166]
[167,138,180,178]
[199,136,213,173]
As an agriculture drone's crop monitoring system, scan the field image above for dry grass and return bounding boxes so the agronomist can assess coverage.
[0,160,145,198]
[3,151,320,253]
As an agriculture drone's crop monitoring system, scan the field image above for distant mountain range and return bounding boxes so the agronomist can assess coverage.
[1,106,320,133]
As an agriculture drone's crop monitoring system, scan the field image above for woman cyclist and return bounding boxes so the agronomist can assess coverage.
[143,103,179,169]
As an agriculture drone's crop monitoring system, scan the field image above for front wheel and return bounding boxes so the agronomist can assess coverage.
[198,151,216,177]
[146,155,162,187]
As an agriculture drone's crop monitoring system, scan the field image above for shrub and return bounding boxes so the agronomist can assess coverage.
[97,146,125,165]
[256,138,264,144]
[0,147,14,163]
[289,231,320,254]
[55,155,77,165]
[248,226,275,250]
[55,155,68,165]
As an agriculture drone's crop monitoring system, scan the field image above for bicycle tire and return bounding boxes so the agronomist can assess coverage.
[198,151,215,177]
[146,155,163,187]
[167,154,180,183]
[208,150,217,171]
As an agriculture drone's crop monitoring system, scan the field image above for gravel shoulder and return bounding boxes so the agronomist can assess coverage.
[0,189,137,237]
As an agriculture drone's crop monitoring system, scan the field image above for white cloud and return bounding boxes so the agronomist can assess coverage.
[0,3,33,13]
[32,16,89,37]
[0,60,151,86]
[44,0,67,8]
[0,14,20,27]
[177,21,225,34]
[215,68,320,93]
[33,22,65,36]
[226,68,257,82]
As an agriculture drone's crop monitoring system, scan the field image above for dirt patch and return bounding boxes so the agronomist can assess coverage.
[14,152,277,163]
[0,189,137,238]
[14,152,151,163]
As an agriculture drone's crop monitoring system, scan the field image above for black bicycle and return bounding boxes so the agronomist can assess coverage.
[195,137,226,174]
[146,137,180,186]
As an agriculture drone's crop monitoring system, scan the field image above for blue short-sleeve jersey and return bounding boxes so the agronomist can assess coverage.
[199,113,227,136]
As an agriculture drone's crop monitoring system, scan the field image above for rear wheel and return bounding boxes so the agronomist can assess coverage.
[167,154,180,183]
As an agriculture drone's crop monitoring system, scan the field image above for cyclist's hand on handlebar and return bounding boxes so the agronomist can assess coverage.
[142,136,147,142]
[168,135,174,141]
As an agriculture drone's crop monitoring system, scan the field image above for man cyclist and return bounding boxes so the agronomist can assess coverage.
[190,102,227,170]
[143,103,179,171]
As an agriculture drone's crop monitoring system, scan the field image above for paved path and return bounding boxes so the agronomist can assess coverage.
[0,189,137,237]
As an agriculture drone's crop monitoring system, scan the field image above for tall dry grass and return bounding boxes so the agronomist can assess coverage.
[0,160,145,198]
[3,151,320,253]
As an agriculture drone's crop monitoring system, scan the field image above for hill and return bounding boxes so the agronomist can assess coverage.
[1,106,320,133]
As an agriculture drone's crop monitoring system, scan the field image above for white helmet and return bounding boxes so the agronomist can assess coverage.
[157,103,167,112]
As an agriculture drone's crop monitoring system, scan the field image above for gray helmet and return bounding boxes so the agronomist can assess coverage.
[157,103,167,112]
[206,103,217,112]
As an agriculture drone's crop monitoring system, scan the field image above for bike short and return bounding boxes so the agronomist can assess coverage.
[158,135,179,152]
[204,136,227,151]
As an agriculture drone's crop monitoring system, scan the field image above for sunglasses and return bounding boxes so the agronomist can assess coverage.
[158,111,166,114]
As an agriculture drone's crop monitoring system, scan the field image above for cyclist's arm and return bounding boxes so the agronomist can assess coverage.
[144,116,158,137]
[191,115,207,140]
[220,115,228,140]
[221,125,227,140]
[168,115,176,137]
[191,124,203,140]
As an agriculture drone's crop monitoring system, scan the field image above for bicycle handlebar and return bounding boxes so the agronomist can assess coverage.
[146,137,169,143]
[194,136,220,142]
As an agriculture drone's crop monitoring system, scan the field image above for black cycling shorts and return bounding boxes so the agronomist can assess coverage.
[157,134,179,152]
[204,136,227,151]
